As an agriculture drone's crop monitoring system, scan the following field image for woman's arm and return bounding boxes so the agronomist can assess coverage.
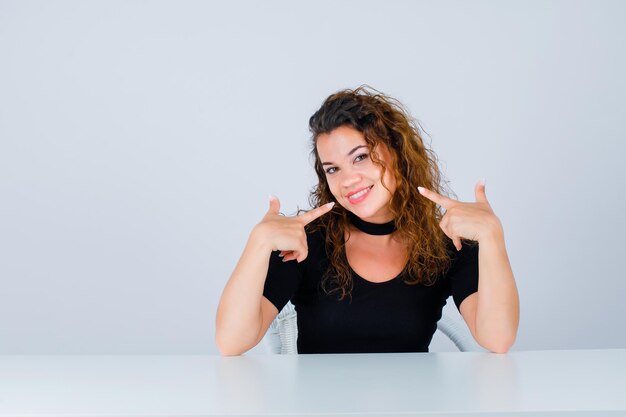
[215,227,277,356]
[215,196,334,356]
[418,181,520,353]
[459,221,519,353]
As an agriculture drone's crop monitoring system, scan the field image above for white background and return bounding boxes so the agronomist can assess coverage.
[1,0,624,354]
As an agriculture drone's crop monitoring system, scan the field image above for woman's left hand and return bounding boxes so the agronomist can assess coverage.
[418,180,503,251]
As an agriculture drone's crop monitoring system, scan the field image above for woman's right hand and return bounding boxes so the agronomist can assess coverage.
[252,195,334,263]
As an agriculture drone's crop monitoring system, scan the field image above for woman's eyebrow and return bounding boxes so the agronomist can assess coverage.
[321,145,368,166]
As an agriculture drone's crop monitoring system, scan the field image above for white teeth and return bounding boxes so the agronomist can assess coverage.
[348,186,371,200]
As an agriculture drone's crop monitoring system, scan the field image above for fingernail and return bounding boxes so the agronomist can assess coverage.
[269,194,276,201]
[278,253,284,257]
[479,178,486,186]
[417,186,425,193]
[327,202,335,208]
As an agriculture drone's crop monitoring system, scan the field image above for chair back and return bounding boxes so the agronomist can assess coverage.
[265,301,298,354]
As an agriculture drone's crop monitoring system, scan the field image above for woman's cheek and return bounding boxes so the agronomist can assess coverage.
[328,184,343,205]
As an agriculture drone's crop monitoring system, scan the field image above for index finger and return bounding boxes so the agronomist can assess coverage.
[417,186,456,209]
[298,202,335,225]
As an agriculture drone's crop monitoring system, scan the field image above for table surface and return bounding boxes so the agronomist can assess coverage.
[1,349,625,416]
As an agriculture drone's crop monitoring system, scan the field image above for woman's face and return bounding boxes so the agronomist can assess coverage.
[316,125,397,224]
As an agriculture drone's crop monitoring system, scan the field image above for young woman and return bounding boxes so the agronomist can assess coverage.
[216,86,519,355]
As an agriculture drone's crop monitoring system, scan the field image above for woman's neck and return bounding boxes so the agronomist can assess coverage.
[348,212,396,235]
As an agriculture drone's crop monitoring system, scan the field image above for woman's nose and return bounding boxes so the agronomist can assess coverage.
[340,169,361,188]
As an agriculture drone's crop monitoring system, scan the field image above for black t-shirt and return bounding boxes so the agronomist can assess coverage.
[262,227,479,353]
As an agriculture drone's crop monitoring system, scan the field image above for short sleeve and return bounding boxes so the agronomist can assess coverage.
[448,241,479,311]
[262,250,303,312]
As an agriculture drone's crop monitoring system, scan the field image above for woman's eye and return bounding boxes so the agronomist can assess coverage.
[325,167,336,175]
[355,153,369,162]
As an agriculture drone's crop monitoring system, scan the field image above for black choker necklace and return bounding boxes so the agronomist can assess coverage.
[348,212,396,235]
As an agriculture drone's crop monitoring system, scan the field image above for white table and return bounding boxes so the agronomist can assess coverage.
[1,349,625,416]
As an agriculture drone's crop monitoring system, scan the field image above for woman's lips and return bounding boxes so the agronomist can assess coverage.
[347,186,373,204]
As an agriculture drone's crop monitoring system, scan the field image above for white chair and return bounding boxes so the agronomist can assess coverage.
[263,301,483,353]
[264,302,299,354]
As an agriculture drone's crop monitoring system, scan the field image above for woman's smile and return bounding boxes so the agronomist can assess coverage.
[346,185,373,204]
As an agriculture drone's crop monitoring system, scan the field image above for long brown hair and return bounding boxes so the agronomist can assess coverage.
[307,85,455,300]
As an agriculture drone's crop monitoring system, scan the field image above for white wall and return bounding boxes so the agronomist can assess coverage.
[1,0,624,354]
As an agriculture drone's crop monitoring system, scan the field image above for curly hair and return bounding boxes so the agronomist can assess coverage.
[307,85,457,300]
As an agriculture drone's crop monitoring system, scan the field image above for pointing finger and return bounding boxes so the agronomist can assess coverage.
[417,187,456,209]
[298,202,335,225]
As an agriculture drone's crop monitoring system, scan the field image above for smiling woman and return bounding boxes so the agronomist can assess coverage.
[317,127,396,223]
[215,86,520,355]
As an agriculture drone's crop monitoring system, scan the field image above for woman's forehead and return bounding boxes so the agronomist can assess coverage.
[316,126,394,161]
[316,126,367,156]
